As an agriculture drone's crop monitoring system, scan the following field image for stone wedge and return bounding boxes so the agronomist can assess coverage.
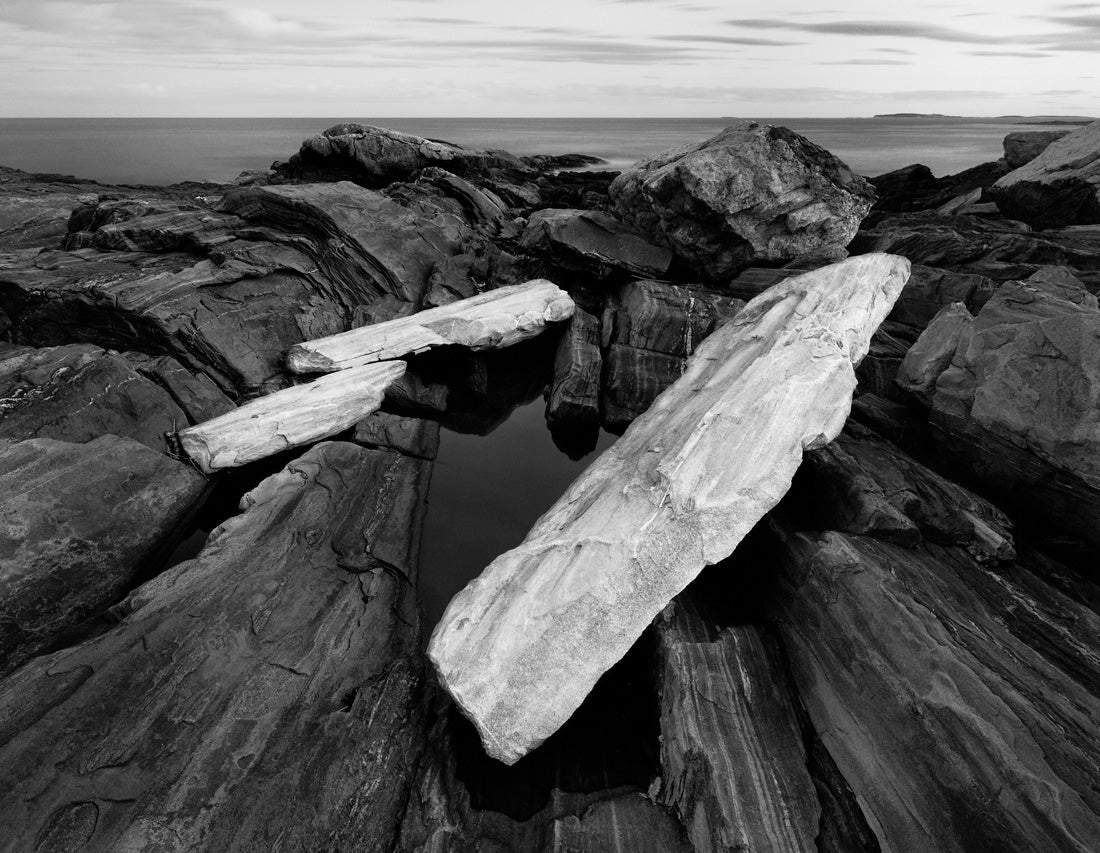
[175,360,405,473]
[285,279,574,373]
[428,253,911,764]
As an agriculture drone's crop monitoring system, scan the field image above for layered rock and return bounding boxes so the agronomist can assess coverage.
[0,166,98,250]
[0,441,432,851]
[889,264,996,329]
[519,208,673,279]
[273,123,525,187]
[286,280,574,373]
[994,120,1100,228]
[353,410,440,460]
[600,279,743,431]
[897,276,1100,547]
[0,435,206,674]
[546,307,602,440]
[1003,129,1072,169]
[869,161,1010,213]
[655,600,820,853]
[0,342,189,452]
[772,524,1100,852]
[429,254,909,764]
[609,122,875,280]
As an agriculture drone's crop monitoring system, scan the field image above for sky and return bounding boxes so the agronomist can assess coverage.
[0,0,1096,117]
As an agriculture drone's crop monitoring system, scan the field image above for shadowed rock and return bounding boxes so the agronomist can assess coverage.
[1003,129,1072,169]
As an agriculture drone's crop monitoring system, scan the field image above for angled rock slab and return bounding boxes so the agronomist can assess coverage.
[286,279,574,373]
[428,253,910,764]
[0,442,432,852]
[174,361,405,473]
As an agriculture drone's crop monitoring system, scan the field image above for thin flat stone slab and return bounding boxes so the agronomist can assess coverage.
[428,253,910,764]
[174,360,405,473]
[286,279,574,373]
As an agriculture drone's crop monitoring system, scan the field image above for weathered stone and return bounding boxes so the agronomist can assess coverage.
[1003,130,1072,169]
[895,302,975,405]
[286,280,574,374]
[0,435,206,675]
[174,361,406,474]
[0,441,432,851]
[519,208,673,279]
[772,521,1100,853]
[899,277,1100,546]
[994,120,1100,228]
[273,123,525,187]
[610,122,874,280]
[122,351,236,425]
[889,264,996,328]
[429,254,909,764]
[352,410,440,460]
[0,342,188,452]
[655,600,820,853]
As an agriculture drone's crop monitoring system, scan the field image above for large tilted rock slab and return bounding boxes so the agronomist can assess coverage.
[174,360,405,473]
[519,208,674,279]
[0,441,432,852]
[286,279,574,373]
[428,253,910,764]
[0,435,206,674]
[897,276,1100,546]
[994,120,1100,228]
[609,122,875,280]
[1003,129,1072,169]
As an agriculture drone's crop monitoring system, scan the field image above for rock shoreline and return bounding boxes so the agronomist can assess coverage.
[0,120,1098,852]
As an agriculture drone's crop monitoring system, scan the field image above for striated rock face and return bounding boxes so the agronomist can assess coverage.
[546,306,602,436]
[772,520,1100,852]
[655,600,821,853]
[1003,129,1072,169]
[0,166,98,250]
[273,123,525,187]
[519,208,673,279]
[0,441,432,852]
[889,264,996,329]
[0,435,206,675]
[898,276,1100,546]
[353,411,440,460]
[0,342,189,452]
[994,120,1100,228]
[429,254,909,764]
[600,278,744,432]
[609,122,875,280]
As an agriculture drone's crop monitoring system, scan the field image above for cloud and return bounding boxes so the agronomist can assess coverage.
[727,18,996,44]
[971,50,1051,58]
[818,59,911,65]
[656,34,803,46]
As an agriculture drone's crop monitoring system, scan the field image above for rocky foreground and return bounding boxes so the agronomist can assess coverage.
[0,120,1098,852]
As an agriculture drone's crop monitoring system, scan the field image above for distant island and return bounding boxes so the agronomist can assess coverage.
[873,113,954,118]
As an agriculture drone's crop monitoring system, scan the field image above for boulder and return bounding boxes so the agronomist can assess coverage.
[519,208,673,279]
[0,442,432,851]
[273,123,525,187]
[994,120,1100,228]
[0,435,206,674]
[609,122,874,280]
[428,254,909,764]
[898,277,1100,546]
[869,161,1010,213]
[895,302,974,405]
[889,264,996,329]
[1003,129,1072,169]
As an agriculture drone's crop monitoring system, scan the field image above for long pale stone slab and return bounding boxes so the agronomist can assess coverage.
[175,361,405,473]
[286,279,575,373]
[428,253,910,764]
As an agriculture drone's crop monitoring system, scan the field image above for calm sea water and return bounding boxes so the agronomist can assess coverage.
[0,116,1082,186]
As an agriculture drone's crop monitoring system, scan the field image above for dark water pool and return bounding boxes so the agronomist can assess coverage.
[418,397,616,632]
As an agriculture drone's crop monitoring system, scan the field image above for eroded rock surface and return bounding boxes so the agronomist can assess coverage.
[1003,129,1072,169]
[519,208,673,280]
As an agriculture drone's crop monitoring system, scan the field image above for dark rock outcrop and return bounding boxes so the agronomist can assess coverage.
[889,264,996,329]
[610,122,874,280]
[0,343,189,452]
[869,161,1010,213]
[272,123,525,187]
[0,435,206,674]
[1003,129,1072,169]
[897,276,1100,547]
[994,120,1100,228]
[0,441,432,852]
[600,279,743,431]
[520,208,673,280]
[546,306,602,436]
[353,410,440,460]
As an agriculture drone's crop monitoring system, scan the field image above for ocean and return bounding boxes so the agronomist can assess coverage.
[0,116,1082,186]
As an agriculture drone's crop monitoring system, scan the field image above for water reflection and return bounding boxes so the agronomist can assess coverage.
[419,397,616,631]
